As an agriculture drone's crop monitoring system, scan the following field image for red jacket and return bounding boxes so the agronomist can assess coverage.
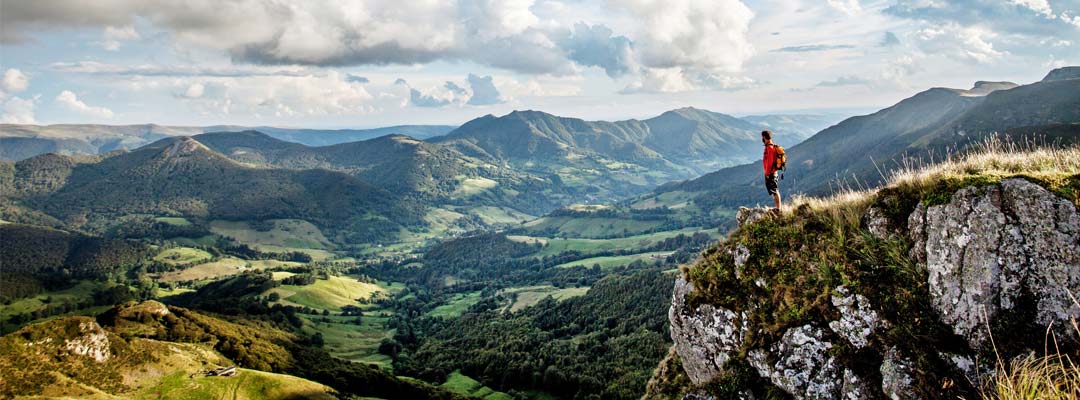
[763,143,779,175]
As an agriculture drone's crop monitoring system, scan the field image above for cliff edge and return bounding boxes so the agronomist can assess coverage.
[646,145,1080,399]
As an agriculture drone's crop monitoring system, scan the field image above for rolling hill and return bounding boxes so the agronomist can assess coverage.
[642,67,1080,213]
[2,137,423,243]
[0,123,455,161]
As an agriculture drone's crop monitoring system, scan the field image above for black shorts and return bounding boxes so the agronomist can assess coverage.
[765,172,779,196]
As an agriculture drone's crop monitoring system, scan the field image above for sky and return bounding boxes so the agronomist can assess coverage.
[0,0,1077,128]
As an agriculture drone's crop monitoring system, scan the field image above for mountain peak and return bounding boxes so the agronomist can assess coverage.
[161,136,212,157]
[1042,66,1080,82]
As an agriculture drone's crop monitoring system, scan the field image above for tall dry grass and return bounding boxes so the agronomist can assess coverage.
[888,138,1080,195]
[789,138,1080,225]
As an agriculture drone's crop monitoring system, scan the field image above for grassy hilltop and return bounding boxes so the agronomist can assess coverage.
[648,143,1080,399]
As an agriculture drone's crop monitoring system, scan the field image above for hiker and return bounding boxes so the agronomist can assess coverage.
[761,130,785,211]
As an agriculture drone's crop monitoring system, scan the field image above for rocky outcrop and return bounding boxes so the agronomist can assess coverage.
[908,178,1080,348]
[828,286,887,349]
[736,207,771,227]
[62,321,112,363]
[662,177,1079,399]
[880,347,920,400]
[669,279,747,384]
[747,325,843,399]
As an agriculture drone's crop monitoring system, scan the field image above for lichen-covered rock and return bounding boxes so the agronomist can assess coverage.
[908,178,1080,347]
[63,321,111,363]
[828,286,887,349]
[841,369,873,400]
[737,207,771,227]
[732,244,750,279]
[880,347,920,400]
[748,325,843,399]
[669,278,747,384]
[863,206,896,240]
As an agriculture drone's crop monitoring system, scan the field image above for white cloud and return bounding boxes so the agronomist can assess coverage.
[101,25,140,50]
[827,0,862,15]
[181,83,205,99]
[1,95,37,123]
[1,69,29,93]
[1009,0,1053,17]
[55,90,115,119]
[915,24,1005,64]
[610,0,754,72]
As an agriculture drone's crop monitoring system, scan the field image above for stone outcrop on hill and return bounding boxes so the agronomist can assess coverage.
[659,177,1080,399]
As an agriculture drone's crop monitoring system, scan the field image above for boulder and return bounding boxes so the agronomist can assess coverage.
[880,347,920,400]
[908,178,1080,347]
[63,321,111,363]
[737,207,771,227]
[747,324,845,399]
[828,286,887,349]
[668,279,747,384]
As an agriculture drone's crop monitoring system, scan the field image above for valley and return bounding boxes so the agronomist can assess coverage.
[1,67,1078,400]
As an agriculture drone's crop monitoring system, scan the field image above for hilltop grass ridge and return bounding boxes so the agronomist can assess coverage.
[649,140,1080,399]
[788,138,1080,231]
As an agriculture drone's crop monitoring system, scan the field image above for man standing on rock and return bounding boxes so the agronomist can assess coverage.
[761,130,785,211]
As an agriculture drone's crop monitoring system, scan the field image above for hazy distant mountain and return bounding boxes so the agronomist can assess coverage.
[434,107,801,173]
[426,107,809,202]
[0,123,455,161]
[187,130,566,215]
[3,137,422,242]
[740,114,841,141]
[646,67,1080,211]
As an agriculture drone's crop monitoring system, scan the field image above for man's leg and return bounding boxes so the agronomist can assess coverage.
[773,192,781,211]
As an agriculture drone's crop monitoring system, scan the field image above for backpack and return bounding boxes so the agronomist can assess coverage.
[772,144,787,178]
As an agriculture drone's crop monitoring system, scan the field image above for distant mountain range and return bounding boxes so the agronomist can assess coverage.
[0,124,456,161]
[0,107,830,245]
[643,66,1080,213]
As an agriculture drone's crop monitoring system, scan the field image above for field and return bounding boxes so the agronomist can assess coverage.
[0,281,110,326]
[520,216,664,238]
[153,247,213,266]
[440,370,513,400]
[154,216,193,226]
[289,280,405,368]
[134,369,337,400]
[467,205,534,225]
[210,219,335,260]
[266,275,386,312]
[555,252,672,269]
[426,291,483,318]
[451,177,499,198]
[155,257,251,282]
[501,285,590,312]
[510,227,721,257]
[303,313,396,368]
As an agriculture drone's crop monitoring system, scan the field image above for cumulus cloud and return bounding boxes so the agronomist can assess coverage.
[914,24,1006,64]
[1,69,29,93]
[466,74,504,105]
[409,89,452,108]
[54,90,115,118]
[180,83,205,99]
[559,23,635,77]
[101,25,139,50]
[1,96,37,123]
[3,0,757,92]
[444,82,469,96]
